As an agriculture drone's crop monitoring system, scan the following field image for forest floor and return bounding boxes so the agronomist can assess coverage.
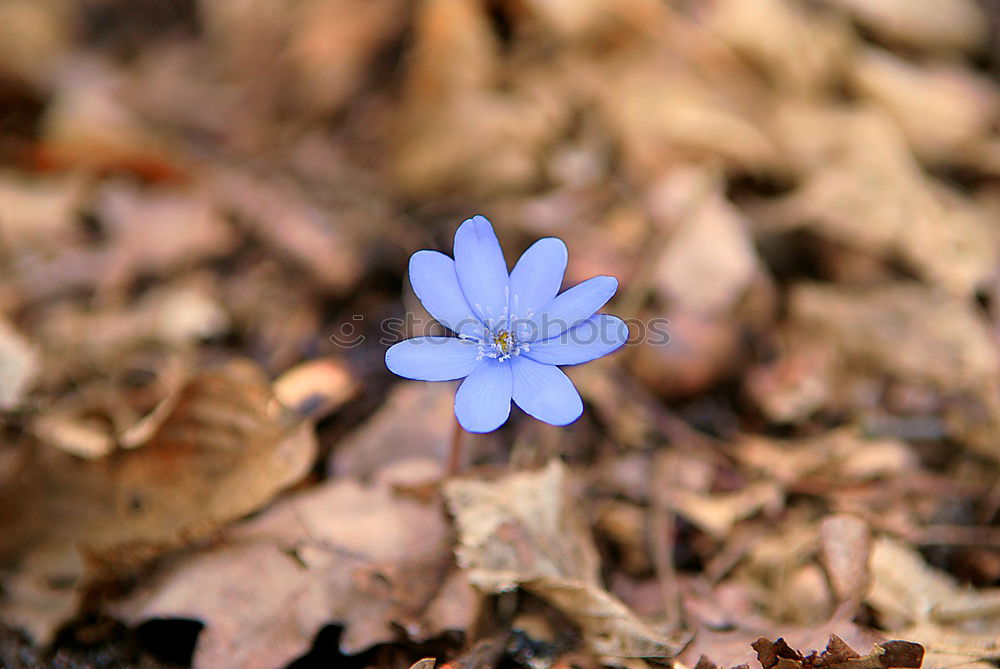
[1,1,1000,668]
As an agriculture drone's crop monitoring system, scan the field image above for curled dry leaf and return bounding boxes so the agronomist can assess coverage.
[82,359,317,573]
[113,458,459,669]
[272,356,359,419]
[408,659,437,669]
[752,635,923,669]
[0,359,318,640]
[444,460,688,662]
[664,482,784,540]
[867,536,1000,629]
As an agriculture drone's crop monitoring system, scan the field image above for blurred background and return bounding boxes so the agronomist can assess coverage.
[1,0,1000,667]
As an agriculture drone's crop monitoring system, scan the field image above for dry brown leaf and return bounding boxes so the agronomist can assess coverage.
[520,0,670,43]
[752,635,923,669]
[665,483,784,540]
[898,621,1000,669]
[595,59,778,178]
[652,169,760,315]
[868,536,1000,630]
[330,382,458,479]
[0,359,317,641]
[0,0,77,85]
[39,56,181,177]
[734,431,918,487]
[789,283,998,396]
[629,307,741,400]
[209,168,362,293]
[0,171,87,253]
[678,623,888,669]
[744,332,836,424]
[819,515,871,604]
[113,458,458,669]
[285,0,406,117]
[82,359,317,573]
[820,0,987,52]
[705,0,852,97]
[850,48,1000,164]
[95,180,237,290]
[759,108,998,296]
[409,659,437,669]
[272,356,359,419]
[444,460,687,662]
[390,0,569,196]
[32,278,228,373]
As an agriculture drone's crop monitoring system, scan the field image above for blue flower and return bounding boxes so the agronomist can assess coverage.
[385,215,628,433]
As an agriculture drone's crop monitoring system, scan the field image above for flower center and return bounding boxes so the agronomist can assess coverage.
[469,325,528,363]
[464,290,533,363]
[493,330,513,355]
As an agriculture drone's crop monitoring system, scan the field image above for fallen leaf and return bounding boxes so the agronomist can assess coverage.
[850,48,1000,164]
[0,359,317,641]
[752,635,923,669]
[113,458,457,668]
[272,356,359,419]
[83,359,317,573]
[789,283,998,396]
[821,0,987,52]
[444,460,688,662]
[819,515,871,604]
[758,108,998,296]
[867,536,1000,631]
[652,169,760,315]
[330,382,457,479]
[665,483,784,540]
[209,167,362,293]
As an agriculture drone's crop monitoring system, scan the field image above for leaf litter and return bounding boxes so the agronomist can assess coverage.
[1,0,1000,668]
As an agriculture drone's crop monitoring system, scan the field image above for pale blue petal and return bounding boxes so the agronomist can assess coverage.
[454,216,509,329]
[531,276,618,342]
[385,337,480,381]
[525,314,628,366]
[409,250,483,338]
[510,357,583,426]
[455,360,512,433]
[509,238,567,325]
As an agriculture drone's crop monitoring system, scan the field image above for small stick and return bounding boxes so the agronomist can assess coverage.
[448,418,464,475]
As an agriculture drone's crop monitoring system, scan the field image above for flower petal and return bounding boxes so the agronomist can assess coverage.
[385,337,480,381]
[532,276,618,341]
[454,215,509,328]
[409,250,483,338]
[509,237,567,323]
[524,314,628,366]
[455,360,513,433]
[510,356,583,426]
